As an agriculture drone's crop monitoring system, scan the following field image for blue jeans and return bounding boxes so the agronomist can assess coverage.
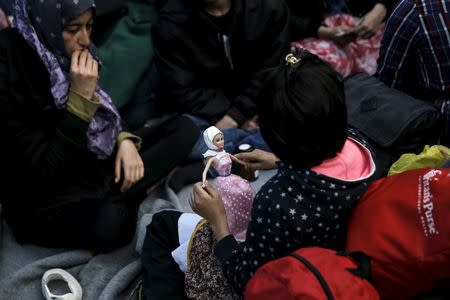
[185,115,270,161]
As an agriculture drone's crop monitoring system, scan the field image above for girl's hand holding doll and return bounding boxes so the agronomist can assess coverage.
[189,182,231,241]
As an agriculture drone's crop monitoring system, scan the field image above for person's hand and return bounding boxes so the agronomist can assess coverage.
[0,9,10,30]
[215,115,238,130]
[189,182,230,240]
[241,116,259,131]
[70,50,98,100]
[354,3,386,39]
[234,149,278,170]
[318,25,357,45]
[115,139,144,193]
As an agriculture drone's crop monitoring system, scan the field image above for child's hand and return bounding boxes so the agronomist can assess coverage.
[234,149,278,170]
[189,183,230,240]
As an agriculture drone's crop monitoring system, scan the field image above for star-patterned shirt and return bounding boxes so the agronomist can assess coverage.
[214,131,377,294]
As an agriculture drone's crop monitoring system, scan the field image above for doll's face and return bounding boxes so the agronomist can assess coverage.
[213,133,224,150]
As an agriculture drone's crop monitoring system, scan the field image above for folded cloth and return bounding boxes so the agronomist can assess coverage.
[171,213,203,273]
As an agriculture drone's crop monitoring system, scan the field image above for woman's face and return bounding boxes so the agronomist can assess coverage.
[213,133,224,150]
[62,9,93,57]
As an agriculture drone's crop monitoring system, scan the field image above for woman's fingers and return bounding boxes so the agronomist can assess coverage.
[79,50,88,68]
[70,50,81,71]
[114,158,121,183]
[86,53,94,73]
[92,59,98,75]
[139,164,145,181]
[120,159,144,192]
[121,166,131,192]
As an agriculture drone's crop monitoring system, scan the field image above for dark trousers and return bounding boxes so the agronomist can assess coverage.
[141,210,188,300]
[12,116,198,252]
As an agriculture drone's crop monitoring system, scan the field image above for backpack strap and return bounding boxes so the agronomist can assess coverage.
[336,251,372,281]
[289,253,334,300]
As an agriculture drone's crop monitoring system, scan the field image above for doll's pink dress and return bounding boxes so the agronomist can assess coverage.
[212,154,255,242]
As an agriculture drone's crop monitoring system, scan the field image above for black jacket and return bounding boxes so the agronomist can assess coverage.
[286,0,327,40]
[286,0,398,40]
[0,29,114,234]
[153,0,289,124]
[0,28,200,249]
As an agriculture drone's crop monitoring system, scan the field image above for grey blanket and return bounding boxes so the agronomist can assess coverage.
[0,170,276,300]
[0,207,143,300]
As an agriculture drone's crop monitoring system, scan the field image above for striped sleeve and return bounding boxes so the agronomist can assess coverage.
[376,0,419,89]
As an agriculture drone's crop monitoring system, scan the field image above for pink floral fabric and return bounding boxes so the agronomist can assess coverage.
[213,155,255,242]
[292,14,385,76]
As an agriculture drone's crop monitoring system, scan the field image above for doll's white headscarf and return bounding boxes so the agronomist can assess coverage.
[202,126,227,158]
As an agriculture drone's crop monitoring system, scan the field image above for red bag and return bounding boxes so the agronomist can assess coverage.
[244,247,380,300]
[346,168,450,299]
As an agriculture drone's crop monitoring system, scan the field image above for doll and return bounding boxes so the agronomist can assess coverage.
[201,126,256,241]
[179,126,257,299]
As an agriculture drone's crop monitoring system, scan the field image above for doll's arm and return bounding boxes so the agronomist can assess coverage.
[230,154,247,168]
[202,157,216,187]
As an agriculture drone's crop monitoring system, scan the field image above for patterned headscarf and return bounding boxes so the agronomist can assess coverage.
[13,0,121,159]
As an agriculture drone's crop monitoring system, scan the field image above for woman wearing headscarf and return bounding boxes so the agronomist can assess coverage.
[0,0,198,251]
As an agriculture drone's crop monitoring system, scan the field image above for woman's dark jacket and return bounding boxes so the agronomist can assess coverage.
[0,28,115,239]
[153,0,290,124]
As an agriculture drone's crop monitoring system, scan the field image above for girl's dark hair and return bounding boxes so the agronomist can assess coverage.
[258,50,347,168]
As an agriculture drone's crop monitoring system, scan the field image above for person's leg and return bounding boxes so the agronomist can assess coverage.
[18,117,197,251]
[120,64,162,130]
[222,128,248,153]
[40,116,198,252]
[141,210,187,300]
[224,128,270,153]
[125,116,199,200]
[19,191,138,251]
[167,161,204,193]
